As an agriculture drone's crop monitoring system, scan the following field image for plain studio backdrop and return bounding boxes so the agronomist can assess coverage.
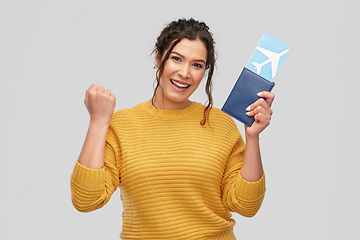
[0,1,359,239]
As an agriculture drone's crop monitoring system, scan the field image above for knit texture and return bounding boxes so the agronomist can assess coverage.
[71,101,266,240]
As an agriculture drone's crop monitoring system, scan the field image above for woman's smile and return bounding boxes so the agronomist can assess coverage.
[170,79,191,91]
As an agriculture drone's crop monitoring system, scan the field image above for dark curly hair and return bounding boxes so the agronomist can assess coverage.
[152,18,216,125]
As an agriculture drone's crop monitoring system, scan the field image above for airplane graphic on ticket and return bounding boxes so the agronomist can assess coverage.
[245,34,291,82]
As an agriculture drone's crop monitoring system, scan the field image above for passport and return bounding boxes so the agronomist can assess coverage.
[221,34,290,126]
[221,68,275,127]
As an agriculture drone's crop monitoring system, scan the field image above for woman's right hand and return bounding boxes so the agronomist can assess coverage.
[84,83,116,125]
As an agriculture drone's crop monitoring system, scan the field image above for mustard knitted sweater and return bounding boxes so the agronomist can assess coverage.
[71,101,266,240]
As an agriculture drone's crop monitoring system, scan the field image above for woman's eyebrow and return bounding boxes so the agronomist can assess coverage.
[171,51,206,64]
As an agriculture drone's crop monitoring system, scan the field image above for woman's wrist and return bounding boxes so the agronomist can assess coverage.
[89,117,110,130]
[245,126,260,143]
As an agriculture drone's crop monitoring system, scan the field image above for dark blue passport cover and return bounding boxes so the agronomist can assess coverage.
[221,67,275,127]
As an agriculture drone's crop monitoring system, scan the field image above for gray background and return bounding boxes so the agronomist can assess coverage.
[1,0,359,239]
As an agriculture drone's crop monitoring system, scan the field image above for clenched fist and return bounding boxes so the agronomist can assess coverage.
[84,83,116,125]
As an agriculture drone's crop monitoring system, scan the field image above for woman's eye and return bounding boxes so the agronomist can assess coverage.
[193,63,203,68]
[172,56,181,62]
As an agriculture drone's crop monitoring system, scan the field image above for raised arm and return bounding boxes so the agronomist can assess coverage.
[71,83,119,212]
[221,92,274,217]
[78,83,116,169]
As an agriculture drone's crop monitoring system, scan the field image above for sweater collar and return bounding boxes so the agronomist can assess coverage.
[140,101,202,119]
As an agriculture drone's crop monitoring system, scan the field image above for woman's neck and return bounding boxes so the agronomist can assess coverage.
[149,89,192,110]
[148,97,192,110]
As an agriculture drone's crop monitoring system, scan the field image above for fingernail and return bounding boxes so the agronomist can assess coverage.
[257,92,262,96]
[246,106,251,111]
[246,112,250,115]
[90,82,93,87]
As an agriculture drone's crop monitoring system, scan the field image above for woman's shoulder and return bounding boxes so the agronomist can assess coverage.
[209,105,237,126]
[110,102,148,122]
[192,102,238,132]
[210,106,233,119]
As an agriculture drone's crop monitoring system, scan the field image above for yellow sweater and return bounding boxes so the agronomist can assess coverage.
[71,101,266,240]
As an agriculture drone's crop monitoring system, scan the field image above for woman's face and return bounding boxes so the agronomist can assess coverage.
[154,38,207,110]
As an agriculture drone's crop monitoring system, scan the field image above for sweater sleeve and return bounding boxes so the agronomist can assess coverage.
[70,126,121,212]
[221,131,266,218]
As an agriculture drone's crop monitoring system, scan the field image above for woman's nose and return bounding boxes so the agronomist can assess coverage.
[178,66,190,79]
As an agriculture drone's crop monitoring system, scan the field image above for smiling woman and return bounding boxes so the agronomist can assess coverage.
[151,19,217,125]
[70,18,275,240]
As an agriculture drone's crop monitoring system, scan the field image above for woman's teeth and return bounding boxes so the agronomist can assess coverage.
[171,80,190,88]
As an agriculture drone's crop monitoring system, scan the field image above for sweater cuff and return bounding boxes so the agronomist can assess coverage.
[71,161,105,189]
[236,172,266,200]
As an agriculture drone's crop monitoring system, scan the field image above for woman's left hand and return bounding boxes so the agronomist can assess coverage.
[245,91,275,138]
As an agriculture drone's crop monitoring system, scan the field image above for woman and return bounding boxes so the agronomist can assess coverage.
[71,18,274,240]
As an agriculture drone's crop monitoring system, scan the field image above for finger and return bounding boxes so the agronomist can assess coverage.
[110,93,116,103]
[97,86,105,92]
[89,83,98,91]
[253,112,271,127]
[85,83,98,101]
[256,98,273,116]
[246,105,266,117]
[246,102,273,118]
[104,89,112,96]
[85,83,94,105]
[88,82,93,89]
[246,98,270,113]
[257,91,275,107]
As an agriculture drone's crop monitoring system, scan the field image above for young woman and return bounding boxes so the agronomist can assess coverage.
[71,18,274,240]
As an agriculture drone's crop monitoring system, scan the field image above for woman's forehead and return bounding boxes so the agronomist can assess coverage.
[171,38,207,61]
